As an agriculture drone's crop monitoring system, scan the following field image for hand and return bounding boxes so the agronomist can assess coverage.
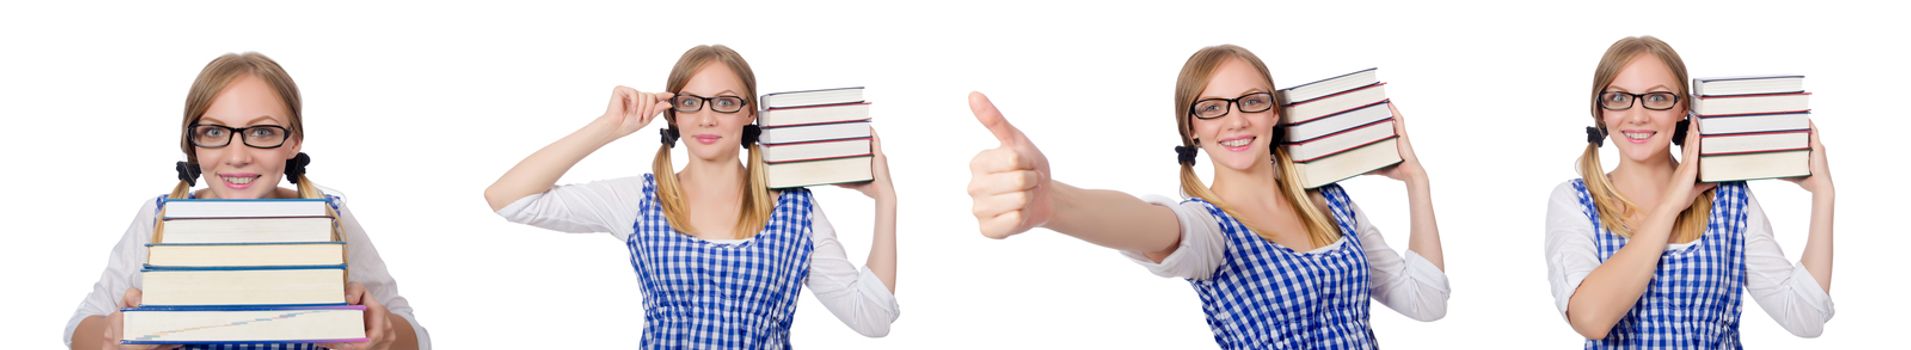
[835,127,895,202]
[103,288,179,350]
[1371,103,1426,183]
[1784,121,1834,195]
[595,86,674,140]
[318,283,395,350]
[966,92,1053,239]
[1663,116,1717,212]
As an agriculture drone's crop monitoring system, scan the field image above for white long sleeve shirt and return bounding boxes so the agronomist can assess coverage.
[65,189,432,348]
[1544,180,1834,337]
[1123,194,1451,321]
[494,175,900,337]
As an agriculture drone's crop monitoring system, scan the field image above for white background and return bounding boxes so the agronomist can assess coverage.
[4,0,1905,348]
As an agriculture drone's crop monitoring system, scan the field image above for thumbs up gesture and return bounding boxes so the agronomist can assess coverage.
[967,92,1054,239]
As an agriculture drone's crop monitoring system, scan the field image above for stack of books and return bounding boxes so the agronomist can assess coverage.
[758,86,875,188]
[122,198,365,346]
[1692,75,1812,182]
[1277,68,1403,188]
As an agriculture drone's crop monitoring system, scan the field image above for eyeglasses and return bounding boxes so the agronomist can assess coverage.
[673,94,749,114]
[1597,91,1682,111]
[1190,92,1276,120]
[188,124,291,149]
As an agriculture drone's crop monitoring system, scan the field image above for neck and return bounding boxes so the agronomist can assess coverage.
[678,154,746,196]
[1608,151,1678,208]
[1209,157,1283,210]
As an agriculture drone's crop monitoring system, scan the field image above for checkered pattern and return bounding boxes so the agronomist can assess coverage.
[1185,184,1376,349]
[627,174,815,349]
[1572,180,1749,349]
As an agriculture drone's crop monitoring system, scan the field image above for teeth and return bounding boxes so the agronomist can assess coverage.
[1622,132,1653,140]
[1220,138,1253,147]
[226,176,254,184]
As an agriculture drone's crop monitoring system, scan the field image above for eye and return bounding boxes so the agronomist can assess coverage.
[248,127,282,138]
[1603,92,1628,103]
[676,96,702,106]
[715,98,738,108]
[1646,93,1673,103]
[198,127,226,137]
[1241,95,1270,108]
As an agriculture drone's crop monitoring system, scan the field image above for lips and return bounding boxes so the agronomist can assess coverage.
[1217,135,1255,151]
[219,173,261,190]
[1620,129,1656,144]
[693,134,721,145]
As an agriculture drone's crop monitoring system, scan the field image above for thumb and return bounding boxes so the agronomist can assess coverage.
[121,288,142,308]
[969,91,1023,146]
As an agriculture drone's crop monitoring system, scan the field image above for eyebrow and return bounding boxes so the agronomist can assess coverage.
[1602,84,1675,93]
[1199,88,1270,100]
[680,89,741,97]
[195,115,284,126]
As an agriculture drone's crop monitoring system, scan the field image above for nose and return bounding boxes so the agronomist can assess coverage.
[220,144,255,170]
[692,109,717,127]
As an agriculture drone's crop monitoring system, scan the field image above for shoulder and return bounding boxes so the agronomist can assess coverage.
[1550,178,1586,203]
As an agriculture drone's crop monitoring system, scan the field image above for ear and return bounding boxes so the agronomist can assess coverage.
[284,135,303,158]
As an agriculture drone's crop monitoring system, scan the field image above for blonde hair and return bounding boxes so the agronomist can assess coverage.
[653,45,773,239]
[1174,44,1340,246]
[171,52,321,200]
[1580,36,1712,242]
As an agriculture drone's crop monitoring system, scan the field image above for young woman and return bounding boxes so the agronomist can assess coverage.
[65,53,429,350]
[1544,36,1836,347]
[964,44,1448,348]
[483,45,899,347]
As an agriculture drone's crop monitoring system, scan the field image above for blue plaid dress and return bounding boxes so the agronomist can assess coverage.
[627,174,816,348]
[1572,179,1749,349]
[1186,184,1375,349]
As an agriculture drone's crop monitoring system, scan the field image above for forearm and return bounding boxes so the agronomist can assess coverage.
[70,315,105,350]
[864,194,898,292]
[1801,190,1834,292]
[1043,182,1182,258]
[1566,205,1678,338]
[388,312,420,350]
[1402,175,1443,270]
[484,119,617,211]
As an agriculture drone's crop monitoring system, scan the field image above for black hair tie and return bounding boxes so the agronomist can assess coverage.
[660,128,680,147]
[1174,145,1199,166]
[284,152,311,184]
[1585,126,1605,147]
[175,161,201,186]
[741,124,762,146]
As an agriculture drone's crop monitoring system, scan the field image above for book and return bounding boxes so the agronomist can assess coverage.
[1693,75,1805,97]
[1691,75,1813,182]
[1288,119,1397,162]
[1279,68,1379,104]
[1283,83,1388,125]
[161,199,332,219]
[1699,131,1810,156]
[1293,138,1402,189]
[139,266,347,307]
[760,86,864,109]
[1278,68,1404,188]
[147,242,345,268]
[766,156,874,189]
[760,102,872,128]
[760,121,872,145]
[1692,92,1810,117]
[1698,112,1810,135]
[158,217,337,244]
[1286,101,1393,143]
[122,305,366,345]
[762,138,872,163]
[1700,150,1811,182]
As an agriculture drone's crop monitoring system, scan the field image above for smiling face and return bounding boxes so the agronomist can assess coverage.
[1600,53,1687,164]
[1188,57,1279,172]
[191,74,302,199]
[671,62,754,163]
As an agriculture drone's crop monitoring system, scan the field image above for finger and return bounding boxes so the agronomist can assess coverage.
[978,211,1026,239]
[970,148,1036,173]
[968,170,1041,196]
[975,191,1032,215]
[969,92,1023,145]
[121,288,142,308]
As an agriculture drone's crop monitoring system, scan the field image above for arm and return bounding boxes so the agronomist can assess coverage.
[484,86,671,211]
[1563,120,1717,339]
[1787,121,1834,292]
[1742,193,1835,337]
[1348,198,1450,322]
[805,199,902,337]
[964,92,1180,257]
[320,200,427,350]
[1371,104,1443,269]
[834,128,897,291]
[68,199,156,349]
